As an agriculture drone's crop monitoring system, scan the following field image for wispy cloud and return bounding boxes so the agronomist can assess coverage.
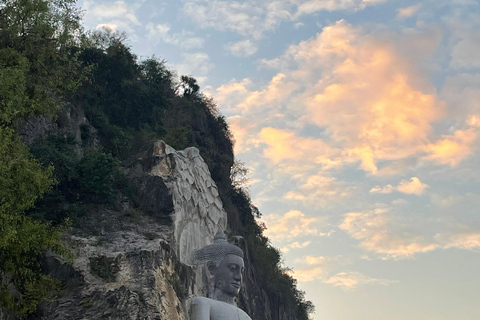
[396,3,422,20]
[262,210,328,242]
[370,177,429,196]
[339,207,439,259]
[289,266,325,282]
[281,241,311,253]
[339,205,480,258]
[83,0,140,32]
[175,52,214,81]
[226,39,257,57]
[295,255,326,265]
[181,0,390,42]
[145,23,204,50]
[324,271,397,289]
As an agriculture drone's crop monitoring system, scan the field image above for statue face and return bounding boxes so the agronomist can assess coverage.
[214,254,245,297]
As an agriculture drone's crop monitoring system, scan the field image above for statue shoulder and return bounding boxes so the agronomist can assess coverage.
[236,307,252,320]
[190,297,212,320]
[191,296,212,305]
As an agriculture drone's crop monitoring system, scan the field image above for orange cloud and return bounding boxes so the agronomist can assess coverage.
[288,267,325,282]
[467,115,480,127]
[227,115,257,154]
[437,233,480,250]
[396,177,429,195]
[296,255,326,265]
[239,73,298,111]
[299,24,442,171]
[324,271,396,289]
[370,177,429,195]
[259,127,332,164]
[281,241,311,253]
[262,210,327,241]
[424,128,477,166]
[254,20,449,174]
[216,21,477,176]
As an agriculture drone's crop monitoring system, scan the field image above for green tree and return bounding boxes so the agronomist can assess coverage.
[0,128,72,315]
[0,0,83,315]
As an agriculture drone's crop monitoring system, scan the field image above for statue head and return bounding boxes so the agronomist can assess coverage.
[195,231,245,301]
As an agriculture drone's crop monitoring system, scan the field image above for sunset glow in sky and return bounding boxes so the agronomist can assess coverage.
[77,0,480,319]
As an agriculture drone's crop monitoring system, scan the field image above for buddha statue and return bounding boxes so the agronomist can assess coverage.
[190,231,252,320]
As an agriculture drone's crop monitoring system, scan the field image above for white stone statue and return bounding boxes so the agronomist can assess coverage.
[190,231,252,320]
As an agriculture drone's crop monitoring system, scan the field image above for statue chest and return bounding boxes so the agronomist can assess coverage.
[209,301,252,320]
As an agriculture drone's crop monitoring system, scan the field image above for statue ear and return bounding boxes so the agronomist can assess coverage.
[207,261,216,275]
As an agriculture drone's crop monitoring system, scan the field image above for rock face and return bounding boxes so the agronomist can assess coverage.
[23,138,305,320]
[30,141,228,320]
[149,141,228,265]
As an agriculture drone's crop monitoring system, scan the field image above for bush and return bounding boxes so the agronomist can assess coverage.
[78,151,121,201]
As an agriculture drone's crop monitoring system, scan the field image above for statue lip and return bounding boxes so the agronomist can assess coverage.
[230,282,241,288]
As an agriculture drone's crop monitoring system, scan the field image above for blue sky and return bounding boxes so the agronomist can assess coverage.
[77,0,480,319]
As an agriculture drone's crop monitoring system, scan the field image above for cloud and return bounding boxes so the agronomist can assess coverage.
[259,127,331,163]
[339,208,439,258]
[371,177,429,195]
[83,0,140,32]
[227,115,257,154]
[396,3,422,20]
[262,210,327,241]
[324,271,396,289]
[467,115,480,127]
[238,74,299,111]
[396,177,429,195]
[281,241,311,253]
[424,129,477,166]
[441,73,480,122]
[182,0,389,39]
[145,23,204,50]
[226,39,257,57]
[437,232,480,250]
[290,241,311,249]
[295,21,443,173]
[182,1,265,39]
[289,267,325,282]
[284,173,352,207]
[339,202,480,258]
[223,20,455,175]
[296,255,326,265]
[295,0,386,17]
[175,52,214,78]
[450,32,480,69]
[370,184,394,194]
[218,20,479,177]
[95,23,118,31]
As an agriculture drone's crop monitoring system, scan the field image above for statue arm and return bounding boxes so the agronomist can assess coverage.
[190,297,210,320]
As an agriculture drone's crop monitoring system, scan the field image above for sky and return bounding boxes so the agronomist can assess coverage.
[76,0,480,319]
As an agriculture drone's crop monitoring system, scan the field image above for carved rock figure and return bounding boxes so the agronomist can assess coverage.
[190,231,252,320]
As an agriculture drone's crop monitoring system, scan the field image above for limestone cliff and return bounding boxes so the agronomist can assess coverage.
[29,140,225,319]
[26,138,304,320]
[12,98,306,320]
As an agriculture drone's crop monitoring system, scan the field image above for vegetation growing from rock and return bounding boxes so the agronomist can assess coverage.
[0,0,314,318]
